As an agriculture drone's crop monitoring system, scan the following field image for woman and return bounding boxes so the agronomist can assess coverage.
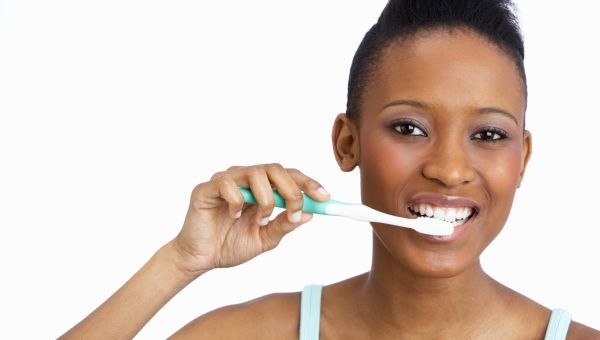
[61,0,600,338]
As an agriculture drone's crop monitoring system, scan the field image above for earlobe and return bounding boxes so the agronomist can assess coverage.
[331,113,359,172]
[518,130,533,188]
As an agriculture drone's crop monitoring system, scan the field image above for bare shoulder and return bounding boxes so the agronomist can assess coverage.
[490,280,600,339]
[567,320,600,340]
[169,291,301,340]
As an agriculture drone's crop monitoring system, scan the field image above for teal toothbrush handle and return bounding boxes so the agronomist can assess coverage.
[239,187,346,215]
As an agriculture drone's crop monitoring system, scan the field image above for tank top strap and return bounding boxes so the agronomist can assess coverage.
[544,308,572,340]
[299,284,323,340]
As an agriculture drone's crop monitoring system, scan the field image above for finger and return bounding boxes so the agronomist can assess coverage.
[210,171,225,180]
[217,175,245,218]
[202,168,245,200]
[260,210,313,251]
[190,180,222,210]
[287,168,330,201]
[264,163,304,223]
[247,166,275,226]
[204,166,252,200]
[191,175,242,215]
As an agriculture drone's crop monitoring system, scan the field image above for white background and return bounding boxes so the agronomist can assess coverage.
[1,0,599,338]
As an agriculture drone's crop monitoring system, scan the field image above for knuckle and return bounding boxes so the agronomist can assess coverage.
[289,191,304,204]
[287,167,300,175]
[191,183,205,196]
[247,165,264,178]
[231,192,244,206]
[216,175,236,192]
[232,199,244,209]
[304,178,321,190]
[267,163,285,171]
[258,197,275,212]
[215,175,228,187]
[254,190,274,206]
[210,171,224,180]
[264,197,275,210]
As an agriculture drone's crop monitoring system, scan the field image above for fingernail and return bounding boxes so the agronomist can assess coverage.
[259,216,270,226]
[234,210,242,219]
[289,210,302,223]
[316,187,329,197]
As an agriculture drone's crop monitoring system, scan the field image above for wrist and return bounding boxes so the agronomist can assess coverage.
[161,238,211,279]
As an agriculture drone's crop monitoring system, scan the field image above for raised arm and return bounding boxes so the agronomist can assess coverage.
[59,164,329,339]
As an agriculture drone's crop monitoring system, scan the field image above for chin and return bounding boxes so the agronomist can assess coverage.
[409,254,477,278]
[373,226,482,279]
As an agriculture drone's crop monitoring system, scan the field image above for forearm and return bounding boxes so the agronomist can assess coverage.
[59,239,206,340]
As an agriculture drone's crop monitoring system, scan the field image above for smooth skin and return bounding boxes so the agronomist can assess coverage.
[60,29,600,339]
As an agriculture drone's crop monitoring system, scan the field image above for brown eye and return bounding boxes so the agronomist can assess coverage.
[392,122,426,137]
[472,128,507,142]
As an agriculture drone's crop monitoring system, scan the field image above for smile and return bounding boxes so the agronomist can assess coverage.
[408,204,477,227]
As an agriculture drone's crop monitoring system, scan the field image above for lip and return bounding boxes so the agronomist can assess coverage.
[404,192,481,243]
[406,192,481,210]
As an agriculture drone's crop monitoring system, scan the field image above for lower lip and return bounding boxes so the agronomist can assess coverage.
[417,213,476,243]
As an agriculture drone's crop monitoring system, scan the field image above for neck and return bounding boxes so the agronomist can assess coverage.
[357,236,512,337]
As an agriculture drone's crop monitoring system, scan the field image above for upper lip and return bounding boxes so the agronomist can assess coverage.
[406,192,481,212]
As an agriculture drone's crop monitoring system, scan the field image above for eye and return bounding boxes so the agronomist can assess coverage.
[472,127,508,142]
[391,119,427,137]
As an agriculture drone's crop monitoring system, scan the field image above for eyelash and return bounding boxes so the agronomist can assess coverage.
[390,119,427,137]
[390,120,509,143]
[471,127,509,143]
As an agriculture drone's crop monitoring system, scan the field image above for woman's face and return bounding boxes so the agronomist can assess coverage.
[334,29,531,277]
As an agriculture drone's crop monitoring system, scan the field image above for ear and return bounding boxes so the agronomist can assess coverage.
[517,129,532,188]
[332,113,359,172]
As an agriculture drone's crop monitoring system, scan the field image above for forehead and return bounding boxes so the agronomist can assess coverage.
[363,29,525,120]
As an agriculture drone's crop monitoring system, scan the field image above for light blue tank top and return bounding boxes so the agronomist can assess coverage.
[299,285,571,340]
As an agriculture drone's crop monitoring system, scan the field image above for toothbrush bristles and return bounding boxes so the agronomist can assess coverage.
[416,217,454,236]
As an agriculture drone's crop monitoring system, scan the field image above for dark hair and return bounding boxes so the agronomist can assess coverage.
[346,0,526,120]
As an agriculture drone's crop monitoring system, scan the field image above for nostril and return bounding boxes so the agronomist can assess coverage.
[421,161,476,187]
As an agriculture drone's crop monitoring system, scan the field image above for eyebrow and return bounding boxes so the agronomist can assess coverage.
[381,100,429,111]
[380,100,519,126]
[478,107,519,126]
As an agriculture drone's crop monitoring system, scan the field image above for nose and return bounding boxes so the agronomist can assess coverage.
[421,138,476,188]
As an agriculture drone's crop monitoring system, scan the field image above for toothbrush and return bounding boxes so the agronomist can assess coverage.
[239,187,453,236]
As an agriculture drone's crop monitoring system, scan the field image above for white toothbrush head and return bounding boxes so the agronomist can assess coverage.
[410,216,454,236]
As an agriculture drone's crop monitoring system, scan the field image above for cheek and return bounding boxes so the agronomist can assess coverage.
[358,131,424,207]
[471,143,523,227]
[473,144,523,192]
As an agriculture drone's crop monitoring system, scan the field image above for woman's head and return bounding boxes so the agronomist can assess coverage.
[346,0,527,122]
[332,0,532,278]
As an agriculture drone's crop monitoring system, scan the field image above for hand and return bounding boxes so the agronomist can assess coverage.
[171,164,330,275]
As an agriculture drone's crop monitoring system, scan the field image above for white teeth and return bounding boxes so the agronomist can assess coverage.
[457,208,468,220]
[451,219,466,227]
[410,203,474,224]
[425,205,434,217]
[445,208,456,222]
[418,204,427,216]
[433,207,445,220]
